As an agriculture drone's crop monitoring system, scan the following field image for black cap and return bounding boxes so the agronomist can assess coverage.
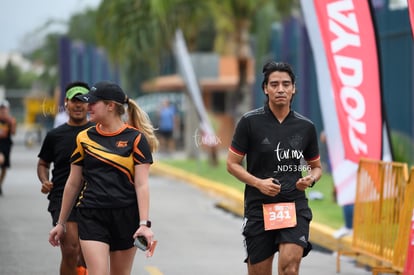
[76,81,127,104]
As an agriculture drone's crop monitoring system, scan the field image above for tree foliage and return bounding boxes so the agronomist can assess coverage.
[2,61,20,89]
[94,0,217,92]
[94,0,297,103]
[19,0,298,97]
[0,60,37,89]
[95,0,296,61]
[96,1,211,70]
[66,9,99,45]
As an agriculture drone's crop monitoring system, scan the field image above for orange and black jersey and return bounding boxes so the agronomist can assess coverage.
[71,124,153,208]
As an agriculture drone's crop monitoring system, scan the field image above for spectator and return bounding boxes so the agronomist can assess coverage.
[0,99,16,196]
[157,99,177,153]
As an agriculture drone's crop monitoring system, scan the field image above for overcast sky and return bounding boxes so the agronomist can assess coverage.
[0,0,101,53]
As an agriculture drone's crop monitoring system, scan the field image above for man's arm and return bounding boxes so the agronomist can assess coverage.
[37,158,53,194]
[295,158,323,191]
[226,149,281,197]
[9,116,16,135]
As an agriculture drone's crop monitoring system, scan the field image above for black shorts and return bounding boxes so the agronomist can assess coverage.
[0,144,11,168]
[50,207,78,226]
[77,205,139,251]
[242,207,313,264]
[158,130,173,139]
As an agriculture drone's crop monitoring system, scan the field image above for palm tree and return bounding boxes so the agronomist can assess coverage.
[95,0,212,92]
[95,0,296,106]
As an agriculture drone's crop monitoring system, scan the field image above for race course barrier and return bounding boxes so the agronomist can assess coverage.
[337,159,414,274]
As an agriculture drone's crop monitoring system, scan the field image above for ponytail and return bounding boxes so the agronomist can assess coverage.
[125,99,159,152]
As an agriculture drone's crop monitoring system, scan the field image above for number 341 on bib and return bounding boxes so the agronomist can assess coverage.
[262,202,297,231]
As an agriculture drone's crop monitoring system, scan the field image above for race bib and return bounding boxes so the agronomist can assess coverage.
[263,202,297,230]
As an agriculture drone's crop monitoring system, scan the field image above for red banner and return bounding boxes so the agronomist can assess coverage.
[300,0,391,205]
[313,0,382,162]
[409,0,414,39]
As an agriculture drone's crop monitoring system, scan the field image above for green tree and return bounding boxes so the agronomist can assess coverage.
[67,9,99,45]
[3,61,20,89]
[95,0,297,110]
[0,68,4,85]
[207,0,298,115]
[95,0,214,93]
[0,60,37,89]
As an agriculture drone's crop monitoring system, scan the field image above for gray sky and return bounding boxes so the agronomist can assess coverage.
[0,0,101,53]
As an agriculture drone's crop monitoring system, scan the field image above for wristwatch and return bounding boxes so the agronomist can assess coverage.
[139,220,152,228]
[309,175,316,188]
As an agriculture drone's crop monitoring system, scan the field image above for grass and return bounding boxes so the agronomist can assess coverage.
[160,157,345,229]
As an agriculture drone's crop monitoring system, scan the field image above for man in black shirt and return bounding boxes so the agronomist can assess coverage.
[227,61,322,275]
[37,81,93,275]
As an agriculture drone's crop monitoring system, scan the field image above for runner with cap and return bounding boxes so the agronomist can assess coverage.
[37,81,92,275]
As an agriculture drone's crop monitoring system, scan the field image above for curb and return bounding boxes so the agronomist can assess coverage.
[151,161,375,268]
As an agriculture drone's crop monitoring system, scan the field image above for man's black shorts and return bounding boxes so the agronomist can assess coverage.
[158,130,173,139]
[242,207,313,264]
[77,205,139,251]
[50,207,78,226]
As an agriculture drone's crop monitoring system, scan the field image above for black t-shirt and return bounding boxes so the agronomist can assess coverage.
[71,124,153,208]
[38,122,94,209]
[230,105,319,220]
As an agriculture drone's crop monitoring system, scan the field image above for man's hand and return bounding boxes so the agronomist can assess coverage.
[296,176,314,191]
[41,181,53,194]
[256,178,281,197]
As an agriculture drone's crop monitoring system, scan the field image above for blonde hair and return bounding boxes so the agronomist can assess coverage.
[113,99,158,152]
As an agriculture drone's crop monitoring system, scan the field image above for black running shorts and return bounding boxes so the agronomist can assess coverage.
[51,207,78,226]
[77,205,139,251]
[242,207,313,264]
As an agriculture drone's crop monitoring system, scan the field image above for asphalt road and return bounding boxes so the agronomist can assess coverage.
[0,129,372,274]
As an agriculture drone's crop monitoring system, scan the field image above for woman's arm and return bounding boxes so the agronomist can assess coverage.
[132,163,154,247]
[48,164,83,246]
